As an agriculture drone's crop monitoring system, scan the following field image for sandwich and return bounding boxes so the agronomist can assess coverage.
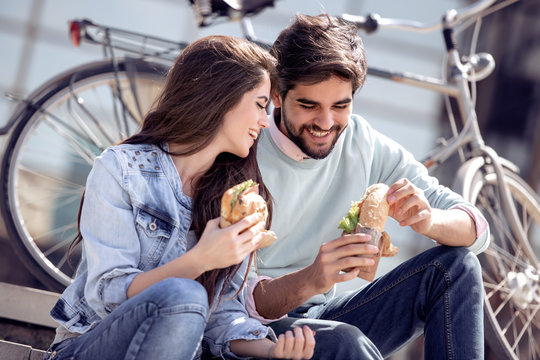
[220,180,277,248]
[338,183,398,257]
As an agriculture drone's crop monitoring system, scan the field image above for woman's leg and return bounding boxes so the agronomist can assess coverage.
[48,278,209,360]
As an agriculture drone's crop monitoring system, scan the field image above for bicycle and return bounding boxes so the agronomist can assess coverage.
[1,0,538,359]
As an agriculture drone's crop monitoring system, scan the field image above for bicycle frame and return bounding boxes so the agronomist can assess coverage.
[346,0,537,262]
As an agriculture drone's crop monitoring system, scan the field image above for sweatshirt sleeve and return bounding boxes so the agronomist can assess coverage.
[362,118,490,254]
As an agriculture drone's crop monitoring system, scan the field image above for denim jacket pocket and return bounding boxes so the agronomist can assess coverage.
[135,208,174,270]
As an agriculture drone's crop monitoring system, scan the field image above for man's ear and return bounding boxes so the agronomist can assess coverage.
[271,91,282,108]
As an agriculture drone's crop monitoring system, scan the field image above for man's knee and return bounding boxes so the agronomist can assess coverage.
[315,323,382,359]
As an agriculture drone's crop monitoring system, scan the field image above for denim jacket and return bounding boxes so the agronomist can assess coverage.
[49,143,272,359]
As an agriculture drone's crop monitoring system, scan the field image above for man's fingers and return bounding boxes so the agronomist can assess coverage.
[325,233,372,251]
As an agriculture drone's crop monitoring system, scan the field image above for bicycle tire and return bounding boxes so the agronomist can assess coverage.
[461,165,540,360]
[0,58,168,292]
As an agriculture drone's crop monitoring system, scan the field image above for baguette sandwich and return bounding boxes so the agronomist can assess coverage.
[338,183,398,257]
[220,180,277,248]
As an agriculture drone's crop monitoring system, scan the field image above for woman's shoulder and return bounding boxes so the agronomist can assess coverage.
[100,143,163,171]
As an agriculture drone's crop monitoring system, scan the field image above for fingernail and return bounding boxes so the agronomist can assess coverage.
[387,195,395,203]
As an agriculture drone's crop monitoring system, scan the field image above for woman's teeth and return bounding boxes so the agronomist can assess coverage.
[248,129,258,140]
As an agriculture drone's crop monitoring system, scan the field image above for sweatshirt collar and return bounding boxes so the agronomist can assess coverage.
[268,112,310,162]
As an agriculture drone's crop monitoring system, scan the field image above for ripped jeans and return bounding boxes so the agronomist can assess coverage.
[269,246,484,360]
[44,278,209,360]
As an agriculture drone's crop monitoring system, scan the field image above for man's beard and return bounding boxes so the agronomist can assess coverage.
[281,107,344,159]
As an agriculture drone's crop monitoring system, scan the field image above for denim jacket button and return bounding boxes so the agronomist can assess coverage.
[149,220,157,231]
[252,330,261,336]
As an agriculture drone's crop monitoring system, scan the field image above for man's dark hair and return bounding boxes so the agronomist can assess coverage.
[270,13,367,99]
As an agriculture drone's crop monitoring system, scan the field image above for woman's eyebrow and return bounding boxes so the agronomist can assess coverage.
[257,95,269,102]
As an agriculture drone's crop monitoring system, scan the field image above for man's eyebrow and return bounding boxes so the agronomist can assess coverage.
[296,97,352,105]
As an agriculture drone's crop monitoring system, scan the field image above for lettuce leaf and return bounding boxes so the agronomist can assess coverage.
[231,179,256,210]
[337,201,361,233]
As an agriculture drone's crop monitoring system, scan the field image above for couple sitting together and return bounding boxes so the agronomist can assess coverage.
[45,12,489,360]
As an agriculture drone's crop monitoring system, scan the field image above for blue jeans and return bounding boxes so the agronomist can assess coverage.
[45,278,209,360]
[269,246,484,360]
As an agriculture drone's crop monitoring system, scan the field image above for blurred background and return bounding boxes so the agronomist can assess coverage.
[0,0,539,357]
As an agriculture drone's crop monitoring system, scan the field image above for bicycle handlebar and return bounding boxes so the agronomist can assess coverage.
[342,0,505,34]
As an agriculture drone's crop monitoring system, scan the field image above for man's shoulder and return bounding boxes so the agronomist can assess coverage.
[349,114,372,131]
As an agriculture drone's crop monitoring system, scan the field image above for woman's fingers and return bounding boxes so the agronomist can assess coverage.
[302,325,316,359]
[273,326,315,359]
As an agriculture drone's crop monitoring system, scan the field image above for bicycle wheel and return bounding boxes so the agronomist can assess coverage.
[0,58,168,292]
[463,166,540,360]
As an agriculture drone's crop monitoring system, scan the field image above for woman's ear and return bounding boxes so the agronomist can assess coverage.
[271,91,282,108]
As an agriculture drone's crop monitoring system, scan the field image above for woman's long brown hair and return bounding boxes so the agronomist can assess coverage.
[68,35,276,305]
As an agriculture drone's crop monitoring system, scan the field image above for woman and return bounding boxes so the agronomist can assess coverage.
[45,35,314,360]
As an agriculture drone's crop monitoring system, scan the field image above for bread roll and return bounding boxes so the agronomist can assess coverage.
[220,180,276,248]
[338,183,398,257]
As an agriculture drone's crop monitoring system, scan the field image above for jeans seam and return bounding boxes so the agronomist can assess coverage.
[326,260,454,359]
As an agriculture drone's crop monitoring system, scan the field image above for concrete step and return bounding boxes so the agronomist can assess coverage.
[0,340,46,360]
[0,282,59,328]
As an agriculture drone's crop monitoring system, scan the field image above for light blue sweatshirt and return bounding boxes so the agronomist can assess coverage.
[253,114,489,305]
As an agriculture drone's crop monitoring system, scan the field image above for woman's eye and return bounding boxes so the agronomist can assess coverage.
[256,103,265,109]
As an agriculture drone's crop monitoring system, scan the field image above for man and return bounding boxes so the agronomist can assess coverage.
[247,14,490,359]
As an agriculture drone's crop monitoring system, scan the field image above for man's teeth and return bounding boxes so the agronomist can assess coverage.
[248,129,258,140]
[308,129,330,137]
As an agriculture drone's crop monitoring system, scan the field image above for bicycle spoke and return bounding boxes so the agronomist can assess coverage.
[43,115,100,164]
[67,94,110,148]
[495,288,516,319]
[40,230,75,257]
[484,276,508,300]
[511,307,539,352]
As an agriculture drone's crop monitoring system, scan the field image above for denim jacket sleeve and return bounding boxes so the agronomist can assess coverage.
[204,258,276,359]
[80,149,142,318]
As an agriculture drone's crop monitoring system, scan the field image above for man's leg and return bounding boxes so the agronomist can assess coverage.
[268,317,383,359]
[308,246,484,359]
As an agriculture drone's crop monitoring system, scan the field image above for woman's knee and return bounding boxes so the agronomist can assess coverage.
[146,278,209,310]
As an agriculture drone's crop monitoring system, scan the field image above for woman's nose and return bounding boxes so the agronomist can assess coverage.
[258,113,270,128]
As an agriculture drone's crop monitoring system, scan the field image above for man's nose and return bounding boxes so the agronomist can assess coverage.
[315,109,334,130]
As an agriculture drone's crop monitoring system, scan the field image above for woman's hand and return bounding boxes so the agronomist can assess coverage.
[270,325,316,359]
[191,212,266,271]
[387,178,433,236]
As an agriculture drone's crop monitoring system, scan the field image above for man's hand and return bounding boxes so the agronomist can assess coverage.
[387,178,433,236]
[387,178,476,246]
[306,233,379,294]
